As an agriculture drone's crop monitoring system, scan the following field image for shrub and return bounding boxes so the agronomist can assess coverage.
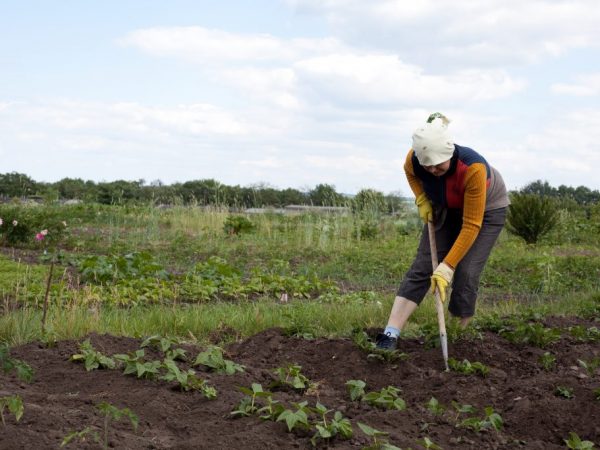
[223,215,255,235]
[506,193,559,244]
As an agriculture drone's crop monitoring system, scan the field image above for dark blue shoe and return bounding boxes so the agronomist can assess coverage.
[375,333,398,350]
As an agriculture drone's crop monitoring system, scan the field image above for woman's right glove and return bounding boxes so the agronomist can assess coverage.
[431,262,454,303]
[415,193,433,223]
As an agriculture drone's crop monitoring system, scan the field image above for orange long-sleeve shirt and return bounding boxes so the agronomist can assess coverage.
[404,149,487,269]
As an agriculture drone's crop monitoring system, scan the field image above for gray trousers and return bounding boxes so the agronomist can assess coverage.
[397,207,507,318]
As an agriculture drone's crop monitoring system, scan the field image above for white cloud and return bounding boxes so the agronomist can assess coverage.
[552,73,600,96]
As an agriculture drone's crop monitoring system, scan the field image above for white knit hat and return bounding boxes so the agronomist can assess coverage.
[412,114,454,166]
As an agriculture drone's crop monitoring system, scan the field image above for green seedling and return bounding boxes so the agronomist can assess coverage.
[70,339,116,372]
[0,395,24,426]
[363,386,406,411]
[113,349,161,379]
[0,344,34,382]
[276,401,311,432]
[577,357,600,377]
[459,406,503,433]
[141,334,180,353]
[61,402,138,450]
[448,358,490,377]
[351,330,407,363]
[555,386,574,399]
[357,422,401,450]
[257,395,285,421]
[194,345,244,375]
[418,436,443,450]
[501,322,561,348]
[593,388,600,400]
[160,359,217,398]
[272,364,311,390]
[346,379,367,401]
[568,326,600,343]
[426,397,445,416]
[564,432,595,449]
[539,352,556,371]
[310,402,353,446]
[451,401,476,423]
[61,427,99,448]
[231,383,271,417]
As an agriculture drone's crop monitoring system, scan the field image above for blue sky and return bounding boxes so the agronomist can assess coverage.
[2,0,600,195]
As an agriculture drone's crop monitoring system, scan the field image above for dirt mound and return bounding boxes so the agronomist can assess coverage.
[1,318,599,449]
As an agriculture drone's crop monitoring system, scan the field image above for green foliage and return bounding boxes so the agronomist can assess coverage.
[223,215,255,236]
[272,364,312,390]
[501,322,561,348]
[113,349,161,379]
[70,339,116,371]
[78,251,168,284]
[276,401,311,432]
[593,388,600,400]
[564,432,596,449]
[0,395,24,426]
[346,379,367,401]
[555,386,574,399]
[418,437,443,450]
[568,326,600,342]
[448,358,490,377]
[506,192,559,244]
[0,345,34,382]
[357,422,402,450]
[231,383,272,417]
[310,402,353,446]
[539,352,556,371]
[426,397,445,416]
[351,329,407,363]
[362,386,406,411]
[459,406,503,433]
[577,358,600,377]
[193,345,245,374]
[160,359,217,398]
[451,401,477,423]
[60,427,99,448]
[141,335,186,361]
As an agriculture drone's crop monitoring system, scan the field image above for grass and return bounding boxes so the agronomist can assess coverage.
[0,202,599,346]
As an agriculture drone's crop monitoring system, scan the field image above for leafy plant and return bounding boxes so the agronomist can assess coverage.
[70,339,116,371]
[113,349,161,379]
[501,322,561,348]
[418,436,443,450]
[310,402,353,446]
[346,379,367,401]
[577,357,600,377]
[451,401,476,423]
[555,386,574,399]
[257,395,285,421]
[426,397,445,416]
[539,352,556,371]
[459,406,503,433]
[276,401,311,432]
[506,192,559,244]
[223,215,255,236]
[594,388,600,401]
[564,432,595,449]
[568,326,600,342]
[61,427,99,448]
[194,346,245,375]
[160,359,217,398]
[0,395,24,426]
[78,251,168,284]
[448,358,490,377]
[363,386,406,411]
[272,364,311,391]
[358,422,401,450]
[231,383,271,417]
[0,344,34,382]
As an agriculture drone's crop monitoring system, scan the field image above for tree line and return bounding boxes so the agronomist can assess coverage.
[0,172,405,212]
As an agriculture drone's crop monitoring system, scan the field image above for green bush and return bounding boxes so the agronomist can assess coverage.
[223,215,255,236]
[0,204,69,246]
[506,193,559,244]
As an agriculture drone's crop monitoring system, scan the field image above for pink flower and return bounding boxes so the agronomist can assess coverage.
[12,220,18,226]
[35,233,45,241]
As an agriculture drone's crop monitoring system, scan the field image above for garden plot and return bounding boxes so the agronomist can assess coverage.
[1,317,599,449]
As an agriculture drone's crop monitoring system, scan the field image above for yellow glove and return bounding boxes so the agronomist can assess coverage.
[415,193,433,223]
[430,262,454,303]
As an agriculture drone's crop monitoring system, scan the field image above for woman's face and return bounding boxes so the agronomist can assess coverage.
[423,160,451,177]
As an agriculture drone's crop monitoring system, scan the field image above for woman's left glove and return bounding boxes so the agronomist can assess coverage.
[430,262,454,303]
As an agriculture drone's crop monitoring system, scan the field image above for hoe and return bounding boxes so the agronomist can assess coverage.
[428,221,449,371]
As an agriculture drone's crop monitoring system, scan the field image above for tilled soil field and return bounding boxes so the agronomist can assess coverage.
[1,316,599,449]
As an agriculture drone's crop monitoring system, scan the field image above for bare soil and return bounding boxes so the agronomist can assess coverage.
[1,316,599,449]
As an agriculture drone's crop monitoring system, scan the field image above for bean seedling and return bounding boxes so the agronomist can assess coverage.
[539,352,556,371]
[310,402,353,446]
[70,339,116,372]
[346,379,367,401]
[426,397,445,416]
[113,349,161,379]
[459,406,503,433]
[448,358,490,377]
[555,386,574,399]
[272,364,312,390]
[357,422,401,450]
[418,436,443,450]
[451,401,476,423]
[276,401,311,432]
[564,431,595,449]
[194,345,245,375]
[231,383,272,417]
[593,388,600,400]
[160,359,217,398]
[0,344,34,382]
[577,357,600,377]
[363,386,406,411]
[0,395,24,426]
